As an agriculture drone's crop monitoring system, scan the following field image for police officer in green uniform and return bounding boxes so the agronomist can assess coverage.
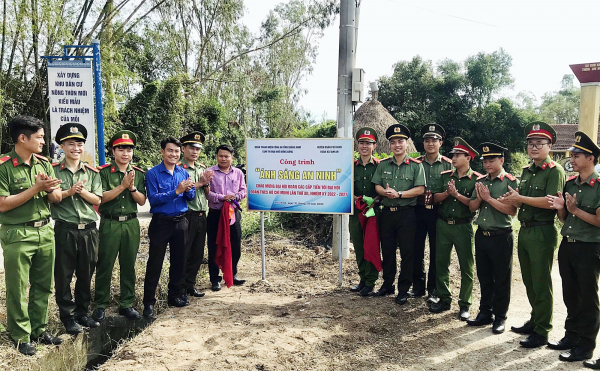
[51,124,102,334]
[429,138,482,320]
[0,115,63,355]
[467,143,518,334]
[499,121,565,348]
[546,132,600,365]
[371,123,425,305]
[410,124,452,302]
[92,130,147,322]
[179,132,214,298]
[349,127,380,297]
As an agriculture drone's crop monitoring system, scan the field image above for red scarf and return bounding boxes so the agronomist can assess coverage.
[355,197,382,272]
[216,202,234,288]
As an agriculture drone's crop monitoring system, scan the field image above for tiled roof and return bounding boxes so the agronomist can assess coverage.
[550,124,600,151]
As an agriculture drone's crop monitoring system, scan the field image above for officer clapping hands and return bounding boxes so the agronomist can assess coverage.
[34,171,62,193]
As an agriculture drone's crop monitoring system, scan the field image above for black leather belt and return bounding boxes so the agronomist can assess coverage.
[521,221,553,228]
[55,220,97,230]
[153,213,186,222]
[185,210,206,217]
[440,216,473,225]
[101,213,137,222]
[382,205,412,212]
[23,218,50,228]
[566,237,580,243]
[479,228,512,237]
[416,203,437,210]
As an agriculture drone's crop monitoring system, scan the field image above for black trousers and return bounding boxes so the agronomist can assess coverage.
[558,239,600,351]
[54,224,99,321]
[143,216,188,305]
[207,208,242,284]
[474,228,513,319]
[379,207,416,293]
[184,210,207,290]
[412,205,438,294]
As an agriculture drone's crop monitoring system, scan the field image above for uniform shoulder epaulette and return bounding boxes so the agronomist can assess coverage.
[353,159,359,165]
[52,162,60,167]
[441,156,452,163]
[409,157,422,164]
[567,175,578,182]
[132,165,145,173]
[198,162,207,168]
[380,156,391,162]
[548,161,556,168]
[176,161,182,166]
[84,164,99,173]
[33,153,49,161]
[473,171,484,178]
[0,155,10,165]
[372,158,380,164]
[476,174,487,181]
[440,169,453,175]
[523,164,531,168]
[97,164,111,170]
[505,173,516,181]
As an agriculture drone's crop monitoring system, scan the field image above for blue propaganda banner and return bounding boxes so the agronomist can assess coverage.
[246,138,354,214]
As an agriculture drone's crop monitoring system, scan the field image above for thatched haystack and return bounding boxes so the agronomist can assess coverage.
[353,99,418,155]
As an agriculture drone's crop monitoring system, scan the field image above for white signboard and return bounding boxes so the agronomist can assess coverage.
[47,59,96,165]
[246,138,354,214]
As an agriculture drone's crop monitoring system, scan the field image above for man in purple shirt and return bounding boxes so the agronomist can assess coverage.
[207,144,247,291]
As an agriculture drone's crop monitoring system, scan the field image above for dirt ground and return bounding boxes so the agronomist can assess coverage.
[99,231,592,371]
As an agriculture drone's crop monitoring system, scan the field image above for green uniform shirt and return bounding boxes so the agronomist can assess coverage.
[438,167,481,220]
[419,154,453,194]
[518,156,565,223]
[353,157,379,198]
[97,162,146,217]
[50,159,103,224]
[560,171,600,243]
[179,158,208,212]
[371,155,426,207]
[471,169,519,230]
[0,151,55,225]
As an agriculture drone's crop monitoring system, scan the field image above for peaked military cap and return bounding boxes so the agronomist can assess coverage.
[109,130,136,147]
[355,127,378,143]
[478,142,507,158]
[449,137,478,159]
[569,131,600,157]
[181,132,205,148]
[524,121,557,143]
[56,123,87,143]
[385,123,411,141]
[421,123,445,140]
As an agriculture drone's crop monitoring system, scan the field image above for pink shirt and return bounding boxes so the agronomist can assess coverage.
[207,165,247,210]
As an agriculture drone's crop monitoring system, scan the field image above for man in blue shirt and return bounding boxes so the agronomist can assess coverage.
[143,138,195,317]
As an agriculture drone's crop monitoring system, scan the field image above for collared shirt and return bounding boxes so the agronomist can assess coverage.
[419,154,453,194]
[471,169,519,230]
[518,156,565,223]
[371,155,426,207]
[561,171,600,243]
[207,165,247,210]
[146,162,195,216]
[51,159,102,224]
[0,150,54,224]
[438,167,480,220]
[98,162,146,217]
[180,158,208,212]
[354,156,379,198]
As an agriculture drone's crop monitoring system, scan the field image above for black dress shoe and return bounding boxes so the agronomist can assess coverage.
[143,305,154,318]
[458,306,470,321]
[359,286,373,297]
[187,288,206,297]
[167,296,187,307]
[407,289,425,298]
[92,308,105,323]
[511,321,534,334]
[466,312,494,327]
[118,307,141,320]
[233,276,246,286]
[427,293,439,304]
[584,359,600,369]
[64,317,83,334]
[372,286,395,297]
[17,342,36,356]
[180,295,190,306]
[76,315,100,329]
[548,336,578,350]
[350,282,365,292]
[429,301,451,313]
[35,331,63,345]
[211,282,222,291]
[492,318,505,334]
[395,292,409,305]
[520,332,548,348]
[559,346,593,362]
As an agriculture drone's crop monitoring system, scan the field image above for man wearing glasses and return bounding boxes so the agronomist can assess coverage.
[499,122,565,348]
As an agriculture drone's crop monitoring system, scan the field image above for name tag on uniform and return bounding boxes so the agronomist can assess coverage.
[384,171,392,174]
[14,177,26,183]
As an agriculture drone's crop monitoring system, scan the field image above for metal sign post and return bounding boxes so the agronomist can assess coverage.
[261,212,266,280]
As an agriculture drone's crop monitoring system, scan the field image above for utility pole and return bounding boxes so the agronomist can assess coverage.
[332,0,356,262]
